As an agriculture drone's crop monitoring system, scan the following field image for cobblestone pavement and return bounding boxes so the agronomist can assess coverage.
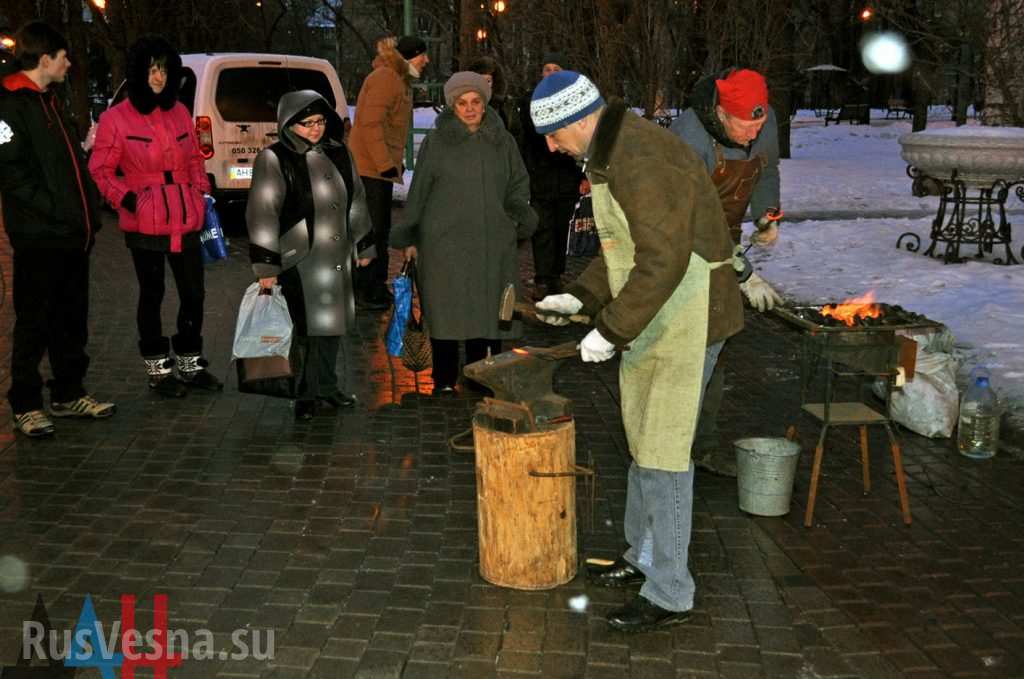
[1,214,1023,679]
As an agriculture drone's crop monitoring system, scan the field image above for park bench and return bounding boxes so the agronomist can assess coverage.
[885,98,912,119]
[824,103,870,126]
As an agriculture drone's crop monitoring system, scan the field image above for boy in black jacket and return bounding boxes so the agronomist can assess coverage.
[0,22,115,437]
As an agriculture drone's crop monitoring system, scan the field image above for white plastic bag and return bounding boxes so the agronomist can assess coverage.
[231,283,293,360]
[874,329,959,438]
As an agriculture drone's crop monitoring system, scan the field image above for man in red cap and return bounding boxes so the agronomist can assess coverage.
[671,67,783,477]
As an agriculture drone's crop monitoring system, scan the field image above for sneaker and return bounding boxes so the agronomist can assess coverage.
[49,395,117,419]
[13,410,56,437]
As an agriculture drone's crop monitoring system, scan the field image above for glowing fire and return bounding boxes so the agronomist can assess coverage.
[512,348,529,355]
[820,291,882,327]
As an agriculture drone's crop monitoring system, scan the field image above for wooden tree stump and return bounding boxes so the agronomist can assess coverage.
[473,420,577,590]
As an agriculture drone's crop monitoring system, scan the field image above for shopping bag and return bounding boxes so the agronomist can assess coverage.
[566,191,600,257]
[386,261,414,357]
[398,261,432,373]
[231,283,293,360]
[200,195,229,264]
[236,339,306,399]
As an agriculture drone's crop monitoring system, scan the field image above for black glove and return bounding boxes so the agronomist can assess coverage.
[120,191,138,214]
[380,167,400,180]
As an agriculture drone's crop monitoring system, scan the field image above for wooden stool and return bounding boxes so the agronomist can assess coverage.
[798,403,912,527]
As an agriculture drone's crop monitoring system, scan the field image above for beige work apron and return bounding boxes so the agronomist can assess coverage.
[591,184,729,472]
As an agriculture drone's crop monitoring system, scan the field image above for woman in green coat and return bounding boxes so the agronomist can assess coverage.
[391,72,537,395]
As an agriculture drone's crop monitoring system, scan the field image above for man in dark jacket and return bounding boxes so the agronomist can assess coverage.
[518,52,584,299]
[671,68,783,476]
[531,72,743,633]
[0,22,116,437]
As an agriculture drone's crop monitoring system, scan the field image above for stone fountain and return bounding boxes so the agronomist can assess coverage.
[897,126,1024,264]
[899,126,1024,187]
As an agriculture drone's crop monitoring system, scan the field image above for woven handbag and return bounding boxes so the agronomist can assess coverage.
[400,261,433,373]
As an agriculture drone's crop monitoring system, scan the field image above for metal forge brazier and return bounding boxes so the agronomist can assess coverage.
[774,300,943,527]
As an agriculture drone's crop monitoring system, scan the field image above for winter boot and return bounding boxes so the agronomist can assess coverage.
[144,355,187,397]
[176,353,224,391]
[693,447,737,478]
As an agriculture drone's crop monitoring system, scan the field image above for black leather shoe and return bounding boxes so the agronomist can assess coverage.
[294,400,316,420]
[586,557,645,588]
[318,392,356,409]
[606,595,690,633]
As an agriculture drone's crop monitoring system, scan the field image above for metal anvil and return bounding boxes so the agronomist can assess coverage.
[463,341,577,427]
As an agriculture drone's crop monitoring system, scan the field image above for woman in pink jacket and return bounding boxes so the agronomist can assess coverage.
[89,35,221,396]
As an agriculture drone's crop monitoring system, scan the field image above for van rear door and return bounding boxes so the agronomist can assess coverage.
[212,63,341,191]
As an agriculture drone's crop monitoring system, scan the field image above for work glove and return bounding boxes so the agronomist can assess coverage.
[535,293,583,327]
[578,328,616,363]
[120,191,138,214]
[749,208,782,247]
[739,272,783,312]
[749,222,779,247]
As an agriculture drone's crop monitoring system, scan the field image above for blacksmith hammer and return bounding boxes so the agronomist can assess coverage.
[499,283,591,327]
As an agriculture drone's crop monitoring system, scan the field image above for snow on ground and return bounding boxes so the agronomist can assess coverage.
[391,106,1024,428]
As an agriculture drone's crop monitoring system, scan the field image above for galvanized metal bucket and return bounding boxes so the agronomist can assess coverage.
[735,437,801,516]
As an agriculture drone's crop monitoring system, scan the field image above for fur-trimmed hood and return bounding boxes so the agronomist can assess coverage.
[126,35,182,114]
[371,47,412,84]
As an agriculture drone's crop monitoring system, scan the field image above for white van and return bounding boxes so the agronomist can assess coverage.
[110,53,349,204]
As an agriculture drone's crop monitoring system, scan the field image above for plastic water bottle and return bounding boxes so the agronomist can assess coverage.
[957,370,1000,459]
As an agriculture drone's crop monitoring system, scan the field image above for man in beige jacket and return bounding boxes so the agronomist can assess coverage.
[349,35,429,310]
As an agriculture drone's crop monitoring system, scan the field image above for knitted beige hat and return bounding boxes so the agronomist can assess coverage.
[443,71,492,108]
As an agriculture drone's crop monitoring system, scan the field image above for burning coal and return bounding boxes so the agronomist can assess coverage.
[819,291,883,327]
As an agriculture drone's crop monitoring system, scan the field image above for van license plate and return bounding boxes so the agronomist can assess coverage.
[229,166,253,180]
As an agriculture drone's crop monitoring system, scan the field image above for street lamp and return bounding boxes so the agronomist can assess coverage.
[493,0,507,13]
[475,27,488,41]
[0,36,14,50]
[91,0,107,10]
[859,6,874,21]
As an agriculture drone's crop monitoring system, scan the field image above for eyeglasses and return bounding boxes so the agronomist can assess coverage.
[295,117,327,129]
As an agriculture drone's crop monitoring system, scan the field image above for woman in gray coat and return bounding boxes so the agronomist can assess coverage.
[246,90,375,419]
[391,72,537,396]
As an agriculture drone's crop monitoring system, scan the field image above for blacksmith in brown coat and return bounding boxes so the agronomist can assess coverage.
[531,71,743,633]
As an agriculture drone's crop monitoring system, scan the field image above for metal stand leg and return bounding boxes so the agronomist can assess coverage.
[883,423,912,525]
[859,425,871,493]
[804,425,828,528]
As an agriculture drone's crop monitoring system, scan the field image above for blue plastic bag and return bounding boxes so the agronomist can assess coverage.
[386,262,414,357]
[200,195,229,264]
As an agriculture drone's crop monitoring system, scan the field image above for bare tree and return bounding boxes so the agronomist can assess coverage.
[984,0,1024,125]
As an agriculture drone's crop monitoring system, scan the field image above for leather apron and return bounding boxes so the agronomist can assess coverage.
[591,184,731,472]
[710,142,765,243]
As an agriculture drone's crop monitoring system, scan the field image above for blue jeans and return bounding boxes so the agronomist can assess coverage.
[622,341,723,612]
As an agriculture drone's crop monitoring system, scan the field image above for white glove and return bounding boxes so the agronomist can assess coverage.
[578,328,616,363]
[739,272,783,312]
[535,293,583,326]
